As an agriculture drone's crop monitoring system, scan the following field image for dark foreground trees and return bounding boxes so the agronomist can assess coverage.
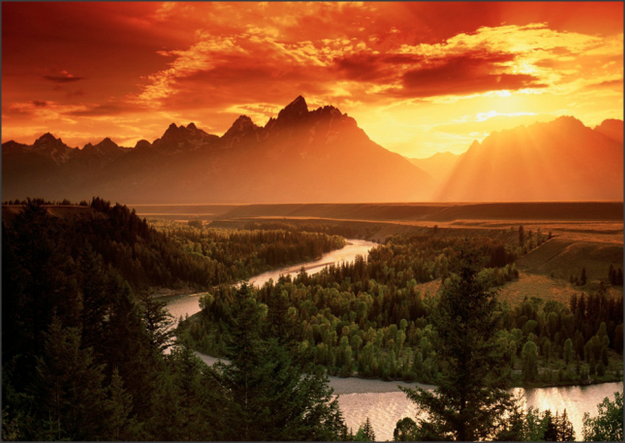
[582,392,623,441]
[213,283,348,441]
[397,242,517,440]
[2,200,349,441]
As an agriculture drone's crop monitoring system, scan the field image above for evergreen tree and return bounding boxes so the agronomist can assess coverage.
[355,417,376,441]
[563,338,574,366]
[215,284,347,441]
[31,317,110,441]
[103,368,135,440]
[522,340,539,382]
[557,409,575,441]
[138,291,175,352]
[398,243,516,441]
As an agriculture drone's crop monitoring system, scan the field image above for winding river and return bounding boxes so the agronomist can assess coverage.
[164,239,622,441]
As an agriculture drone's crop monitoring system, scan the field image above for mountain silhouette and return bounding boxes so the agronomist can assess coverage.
[437,116,623,202]
[2,96,435,203]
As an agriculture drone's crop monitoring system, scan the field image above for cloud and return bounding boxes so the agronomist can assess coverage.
[2,2,622,155]
[44,75,84,83]
[400,51,548,98]
[66,103,145,117]
[3,101,88,121]
[43,71,85,83]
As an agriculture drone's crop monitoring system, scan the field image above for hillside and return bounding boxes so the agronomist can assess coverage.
[1,96,435,204]
[437,116,624,202]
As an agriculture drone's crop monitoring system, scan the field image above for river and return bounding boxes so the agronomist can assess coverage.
[161,238,376,322]
[164,239,622,441]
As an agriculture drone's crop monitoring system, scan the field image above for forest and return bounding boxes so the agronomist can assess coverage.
[180,229,623,386]
[1,199,349,440]
[2,199,622,441]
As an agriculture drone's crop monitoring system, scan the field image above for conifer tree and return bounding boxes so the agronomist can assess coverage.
[398,242,516,441]
[215,284,348,441]
[32,317,110,441]
[356,417,376,441]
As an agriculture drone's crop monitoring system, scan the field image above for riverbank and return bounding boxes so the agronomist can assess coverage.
[192,349,622,441]
[193,347,622,392]
[151,239,365,300]
[193,350,436,395]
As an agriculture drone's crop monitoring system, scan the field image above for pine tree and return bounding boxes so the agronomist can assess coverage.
[138,291,174,352]
[398,242,516,441]
[215,284,348,441]
[32,317,110,441]
[356,417,376,441]
[563,338,574,366]
[103,368,135,440]
[522,340,539,382]
[557,409,575,441]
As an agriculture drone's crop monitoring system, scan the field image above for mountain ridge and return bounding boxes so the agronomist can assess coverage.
[437,115,623,202]
[2,96,436,203]
[3,103,622,203]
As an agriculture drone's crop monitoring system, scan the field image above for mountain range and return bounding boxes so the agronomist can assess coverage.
[2,96,435,203]
[2,97,623,203]
[436,117,623,201]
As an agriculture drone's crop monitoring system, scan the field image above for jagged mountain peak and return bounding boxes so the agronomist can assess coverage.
[95,137,118,148]
[277,95,309,122]
[288,95,307,110]
[227,115,255,132]
[34,132,61,145]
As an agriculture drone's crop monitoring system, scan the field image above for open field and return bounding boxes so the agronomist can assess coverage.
[127,202,623,222]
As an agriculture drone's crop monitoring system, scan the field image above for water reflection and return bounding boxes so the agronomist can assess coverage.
[337,383,623,441]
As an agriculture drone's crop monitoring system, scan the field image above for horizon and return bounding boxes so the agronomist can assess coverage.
[2,1,623,158]
[4,96,622,160]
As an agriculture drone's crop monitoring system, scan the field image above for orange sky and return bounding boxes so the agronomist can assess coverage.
[2,2,623,158]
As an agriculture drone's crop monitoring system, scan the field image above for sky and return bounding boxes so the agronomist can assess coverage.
[2,1,623,158]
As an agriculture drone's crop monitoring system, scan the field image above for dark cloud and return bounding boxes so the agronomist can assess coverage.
[31,100,48,107]
[2,105,33,117]
[586,79,623,90]
[43,75,84,83]
[400,51,547,97]
[333,53,422,82]
[334,54,388,81]
[66,103,143,117]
